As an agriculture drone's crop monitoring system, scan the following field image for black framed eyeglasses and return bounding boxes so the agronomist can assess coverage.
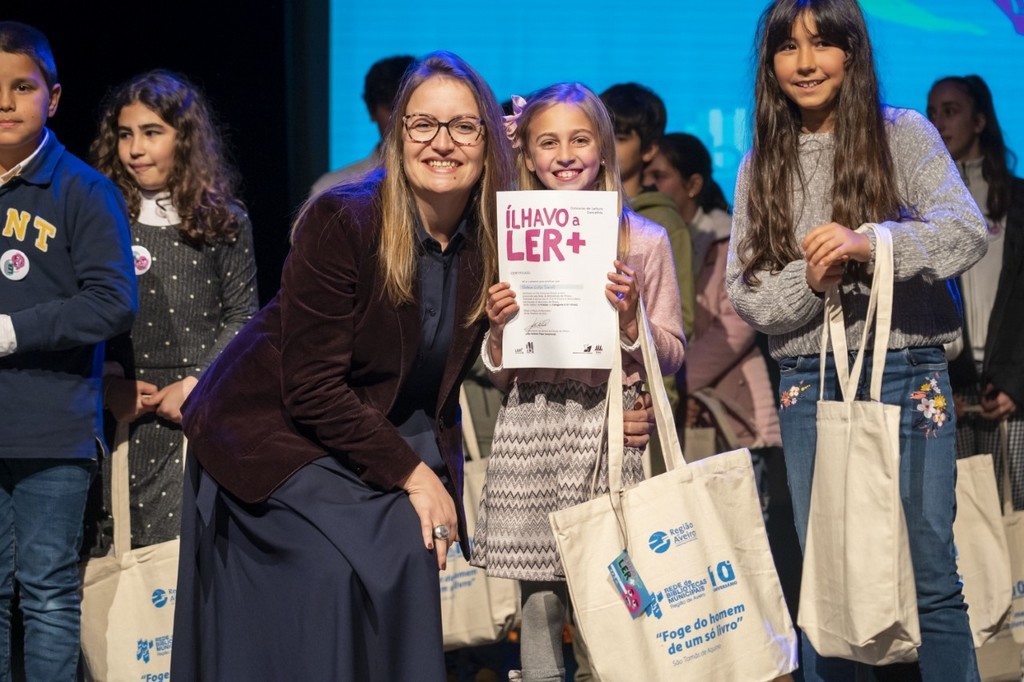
[402,113,485,146]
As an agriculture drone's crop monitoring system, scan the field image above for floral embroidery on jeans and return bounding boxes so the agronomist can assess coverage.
[780,381,811,409]
[912,373,949,437]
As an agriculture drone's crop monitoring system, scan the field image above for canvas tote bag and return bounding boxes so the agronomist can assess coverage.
[973,419,1024,679]
[798,223,921,665]
[952,448,1011,648]
[986,418,1024,646]
[439,388,519,650]
[684,387,760,463]
[550,300,798,681]
[81,423,182,681]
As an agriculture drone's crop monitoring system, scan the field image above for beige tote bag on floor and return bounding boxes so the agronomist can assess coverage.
[953,450,1012,648]
[438,388,519,650]
[81,424,182,681]
[987,419,1024,646]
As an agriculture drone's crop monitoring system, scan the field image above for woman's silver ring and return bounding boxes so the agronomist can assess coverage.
[432,524,450,541]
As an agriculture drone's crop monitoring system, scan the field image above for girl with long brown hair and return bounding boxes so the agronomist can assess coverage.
[727,1,987,679]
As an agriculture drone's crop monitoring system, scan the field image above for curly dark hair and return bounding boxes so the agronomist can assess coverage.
[90,69,244,245]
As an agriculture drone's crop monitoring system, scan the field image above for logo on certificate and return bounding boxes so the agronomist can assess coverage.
[514,342,536,355]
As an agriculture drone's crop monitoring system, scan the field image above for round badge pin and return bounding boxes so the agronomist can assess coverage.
[1,249,30,281]
[133,245,153,276]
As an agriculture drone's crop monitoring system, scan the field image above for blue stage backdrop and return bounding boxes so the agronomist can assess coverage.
[329,0,1024,202]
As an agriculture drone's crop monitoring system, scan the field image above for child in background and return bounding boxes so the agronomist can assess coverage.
[472,82,684,682]
[311,54,415,194]
[599,83,694,338]
[0,22,136,679]
[644,133,732,274]
[926,75,1024,509]
[91,70,258,547]
[600,84,694,437]
[727,1,987,679]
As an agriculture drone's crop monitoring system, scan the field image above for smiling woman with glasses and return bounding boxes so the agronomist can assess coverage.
[168,51,512,681]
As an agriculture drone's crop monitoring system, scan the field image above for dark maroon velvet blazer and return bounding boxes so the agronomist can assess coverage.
[180,180,486,541]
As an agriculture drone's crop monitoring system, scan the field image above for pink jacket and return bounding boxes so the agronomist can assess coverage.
[687,238,781,448]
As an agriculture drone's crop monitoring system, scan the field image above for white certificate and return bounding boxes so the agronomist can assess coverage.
[496,190,619,369]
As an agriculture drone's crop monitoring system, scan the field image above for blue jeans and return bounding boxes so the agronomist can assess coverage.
[0,458,95,682]
[777,347,979,682]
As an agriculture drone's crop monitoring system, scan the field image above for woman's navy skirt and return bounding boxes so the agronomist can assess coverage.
[170,454,446,681]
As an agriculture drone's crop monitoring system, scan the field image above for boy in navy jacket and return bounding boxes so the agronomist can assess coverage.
[0,21,136,679]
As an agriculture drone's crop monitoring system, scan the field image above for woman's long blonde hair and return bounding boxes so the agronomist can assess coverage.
[377,51,515,323]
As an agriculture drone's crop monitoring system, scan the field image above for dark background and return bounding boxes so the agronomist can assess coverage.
[4,0,330,302]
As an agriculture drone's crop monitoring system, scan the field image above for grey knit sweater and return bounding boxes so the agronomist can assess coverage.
[727,107,988,360]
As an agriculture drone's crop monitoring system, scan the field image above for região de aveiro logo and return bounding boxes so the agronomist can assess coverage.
[151,587,176,608]
[648,522,698,554]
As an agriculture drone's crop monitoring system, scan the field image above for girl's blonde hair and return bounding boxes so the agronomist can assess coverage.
[91,70,244,246]
[514,83,632,259]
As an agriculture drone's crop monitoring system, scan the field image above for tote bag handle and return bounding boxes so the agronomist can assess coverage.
[819,223,894,403]
[604,297,688,547]
[689,386,762,450]
[999,419,1013,516]
[109,422,188,558]
[110,422,132,559]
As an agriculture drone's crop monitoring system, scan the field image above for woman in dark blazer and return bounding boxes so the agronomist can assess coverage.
[171,52,657,680]
[169,51,513,681]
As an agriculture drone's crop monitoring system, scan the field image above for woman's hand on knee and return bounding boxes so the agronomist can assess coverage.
[398,462,458,570]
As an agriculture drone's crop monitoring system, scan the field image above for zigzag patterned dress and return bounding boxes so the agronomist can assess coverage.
[471,378,643,580]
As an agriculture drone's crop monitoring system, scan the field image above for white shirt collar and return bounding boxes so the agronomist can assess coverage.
[0,130,49,187]
[138,190,181,226]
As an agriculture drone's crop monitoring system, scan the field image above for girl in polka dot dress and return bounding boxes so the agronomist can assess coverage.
[90,70,258,546]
